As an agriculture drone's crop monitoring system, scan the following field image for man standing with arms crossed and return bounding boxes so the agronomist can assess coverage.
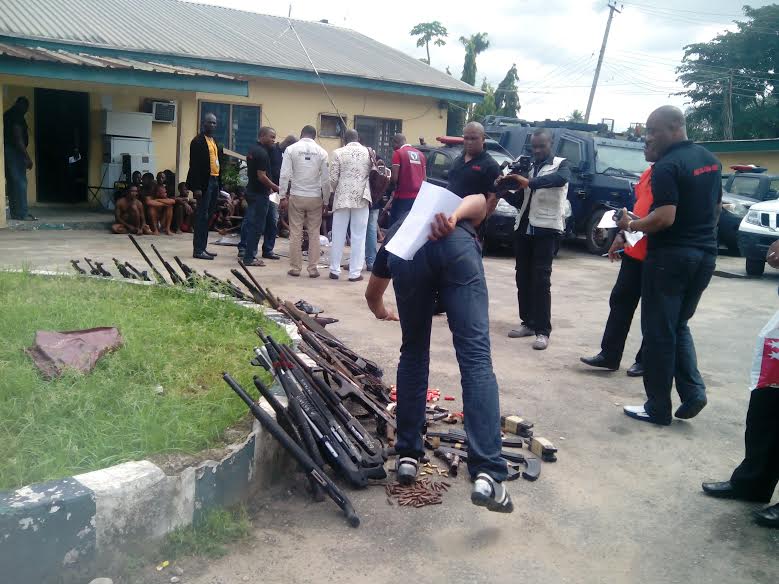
[239,126,279,267]
[389,133,427,226]
[328,129,372,282]
[619,106,721,425]
[187,113,222,260]
[501,129,570,351]
[279,125,330,278]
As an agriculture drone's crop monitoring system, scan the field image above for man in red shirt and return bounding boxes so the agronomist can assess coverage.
[580,166,653,375]
[389,134,427,225]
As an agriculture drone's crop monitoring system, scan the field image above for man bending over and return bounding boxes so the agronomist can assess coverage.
[365,193,513,513]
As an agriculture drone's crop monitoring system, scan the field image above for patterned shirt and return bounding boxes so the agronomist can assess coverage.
[329,141,372,210]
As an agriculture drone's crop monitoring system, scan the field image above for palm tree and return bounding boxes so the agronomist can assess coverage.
[568,109,585,122]
[410,21,448,65]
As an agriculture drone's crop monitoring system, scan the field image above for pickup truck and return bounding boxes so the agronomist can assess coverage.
[719,170,779,253]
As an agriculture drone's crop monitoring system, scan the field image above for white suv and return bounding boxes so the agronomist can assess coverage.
[738,198,779,276]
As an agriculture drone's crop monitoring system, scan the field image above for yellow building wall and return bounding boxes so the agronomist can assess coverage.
[180,77,447,175]
[716,152,779,175]
[0,74,184,207]
[1,72,447,218]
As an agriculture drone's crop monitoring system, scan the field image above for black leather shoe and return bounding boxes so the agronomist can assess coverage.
[262,252,280,260]
[192,252,214,260]
[754,503,779,528]
[204,250,217,258]
[702,481,740,499]
[580,354,619,371]
[626,362,644,377]
[702,481,771,503]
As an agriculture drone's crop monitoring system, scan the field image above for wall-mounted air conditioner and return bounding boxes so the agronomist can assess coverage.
[152,101,177,123]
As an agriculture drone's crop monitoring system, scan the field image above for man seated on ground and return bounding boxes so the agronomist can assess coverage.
[172,181,195,233]
[364,193,514,513]
[112,186,152,235]
[140,172,155,198]
[143,183,175,235]
[278,196,290,238]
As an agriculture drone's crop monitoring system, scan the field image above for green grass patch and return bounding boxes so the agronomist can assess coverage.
[0,271,284,491]
[160,506,252,559]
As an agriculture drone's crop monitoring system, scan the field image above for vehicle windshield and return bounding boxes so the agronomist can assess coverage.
[488,151,513,170]
[595,144,649,176]
[727,176,761,198]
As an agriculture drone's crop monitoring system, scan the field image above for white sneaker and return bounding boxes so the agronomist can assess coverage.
[396,457,418,486]
[508,325,534,338]
[471,472,514,513]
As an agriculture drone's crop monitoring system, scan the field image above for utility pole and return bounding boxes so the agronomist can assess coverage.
[585,2,621,123]
[723,70,734,140]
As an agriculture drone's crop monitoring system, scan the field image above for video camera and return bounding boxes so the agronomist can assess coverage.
[495,154,532,195]
[501,154,532,177]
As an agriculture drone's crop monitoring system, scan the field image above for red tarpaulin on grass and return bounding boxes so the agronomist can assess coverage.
[25,327,123,379]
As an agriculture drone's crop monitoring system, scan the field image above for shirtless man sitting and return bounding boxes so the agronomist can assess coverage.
[112,186,152,235]
[144,184,176,235]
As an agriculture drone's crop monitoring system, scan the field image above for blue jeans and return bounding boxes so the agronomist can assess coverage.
[365,208,379,269]
[4,147,28,219]
[241,191,270,263]
[390,197,415,226]
[263,201,279,256]
[193,177,219,254]
[389,225,507,481]
[641,246,716,422]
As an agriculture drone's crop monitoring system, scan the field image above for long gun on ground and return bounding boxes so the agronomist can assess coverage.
[150,244,185,285]
[223,373,359,527]
[127,234,166,284]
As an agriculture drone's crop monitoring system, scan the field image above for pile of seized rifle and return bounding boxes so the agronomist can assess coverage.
[223,263,401,527]
[69,234,249,300]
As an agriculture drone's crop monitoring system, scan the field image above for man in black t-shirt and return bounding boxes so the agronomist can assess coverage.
[239,127,279,267]
[617,106,721,426]
[446,122,501,208]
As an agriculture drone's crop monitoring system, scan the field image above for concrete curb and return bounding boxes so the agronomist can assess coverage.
[0,271,299,584]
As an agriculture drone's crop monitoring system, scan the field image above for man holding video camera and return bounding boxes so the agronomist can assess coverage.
[499,129,570,351]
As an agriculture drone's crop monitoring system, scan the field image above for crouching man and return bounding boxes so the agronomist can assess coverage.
[364,193,513,513]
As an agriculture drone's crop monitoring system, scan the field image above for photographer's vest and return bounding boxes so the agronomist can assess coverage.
[514,156,569,232]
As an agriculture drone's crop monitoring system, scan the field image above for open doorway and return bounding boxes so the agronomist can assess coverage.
[34,88,89,203]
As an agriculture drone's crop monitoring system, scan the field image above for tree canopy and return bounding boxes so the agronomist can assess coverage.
[677,4,779,140]
[410,21,448,65]
[495,64,521,118]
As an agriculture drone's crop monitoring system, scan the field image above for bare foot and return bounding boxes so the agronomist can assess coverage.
[152,230,160,236]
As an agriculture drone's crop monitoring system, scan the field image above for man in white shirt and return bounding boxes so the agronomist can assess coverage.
[279,125,330,277]
[328,129,372,282]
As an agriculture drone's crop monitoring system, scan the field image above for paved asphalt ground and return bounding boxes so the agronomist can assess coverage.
[2,228,777,584]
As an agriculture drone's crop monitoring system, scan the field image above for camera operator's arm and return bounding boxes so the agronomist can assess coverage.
[528,159,571,189]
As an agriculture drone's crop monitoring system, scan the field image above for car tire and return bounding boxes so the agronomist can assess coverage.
[585,208,616,255]
[746,258,766,277]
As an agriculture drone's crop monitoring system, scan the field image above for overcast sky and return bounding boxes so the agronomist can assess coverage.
[191,0,774,131]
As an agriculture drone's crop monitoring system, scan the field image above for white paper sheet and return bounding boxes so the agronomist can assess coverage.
[385,182,463,260]
[624,231,645,247]
[597,211,618,229]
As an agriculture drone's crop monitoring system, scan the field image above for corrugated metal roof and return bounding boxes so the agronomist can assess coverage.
[0,0,481,97]
[0,41,238,78]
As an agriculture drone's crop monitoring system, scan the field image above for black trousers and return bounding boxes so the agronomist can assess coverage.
[641,247,716,422]
[601,255,644,365]
[514,231,557,337]
[730,387,779,502]
[193,176,219,254]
